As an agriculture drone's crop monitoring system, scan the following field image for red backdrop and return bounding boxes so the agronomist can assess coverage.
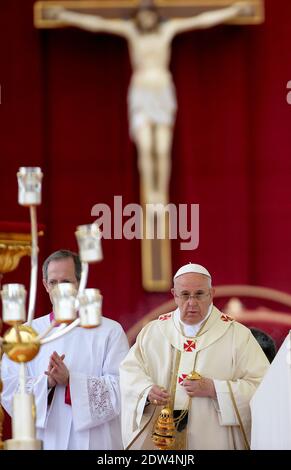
[1,0,291,438]
[1,0,291,325]
[1,0,291,321]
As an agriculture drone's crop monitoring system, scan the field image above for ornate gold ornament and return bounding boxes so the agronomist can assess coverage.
[186,371,201,381]
[2,325,40,363]
[152,406,176,450]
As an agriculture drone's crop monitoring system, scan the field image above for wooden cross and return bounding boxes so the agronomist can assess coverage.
[35,1,264,28]
[34,0,264,292]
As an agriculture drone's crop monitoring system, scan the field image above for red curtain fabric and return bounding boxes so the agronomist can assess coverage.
[1,0,291,326]
[1,0,291,438]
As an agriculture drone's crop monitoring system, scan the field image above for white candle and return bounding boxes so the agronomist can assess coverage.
[17,167,43,207]
[80,303,102,328]
[52,283,78,323]
[79,288,102,328]
[1,284,26,324]
[3,302,26,324]
[80,246,102,263]
[18,190,41,206]
[12,393,36,440]
[54,298,77,323]
[75,223,103,263]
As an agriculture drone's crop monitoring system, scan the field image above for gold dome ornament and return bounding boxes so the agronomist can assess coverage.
[186,371,202,381]
[152,407,176,450]
[3,325,40,363]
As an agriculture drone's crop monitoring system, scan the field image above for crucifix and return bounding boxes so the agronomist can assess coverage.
[34,0,264,291]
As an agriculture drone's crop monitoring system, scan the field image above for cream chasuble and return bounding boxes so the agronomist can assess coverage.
[120,306,269,450]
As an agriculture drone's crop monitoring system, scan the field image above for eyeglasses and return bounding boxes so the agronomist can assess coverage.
[175,290,211,302]
[47,280,76,289]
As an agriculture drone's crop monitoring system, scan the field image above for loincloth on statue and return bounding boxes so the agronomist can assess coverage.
[127,82,177,140]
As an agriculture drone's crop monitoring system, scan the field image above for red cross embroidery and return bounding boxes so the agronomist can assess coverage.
[220,314,233,322]
[183,340,196,351]
[159,313,172,321]
[178,374,188,384]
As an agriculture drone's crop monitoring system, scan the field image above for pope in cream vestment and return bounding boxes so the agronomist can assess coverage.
[120,305,269,450]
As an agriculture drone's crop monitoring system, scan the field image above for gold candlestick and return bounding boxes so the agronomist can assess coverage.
[0,168,103,450]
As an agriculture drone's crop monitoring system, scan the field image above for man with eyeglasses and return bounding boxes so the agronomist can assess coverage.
[120,263,269,450]
[1,249,129,449]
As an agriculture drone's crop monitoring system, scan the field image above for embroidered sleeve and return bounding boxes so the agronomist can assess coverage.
[87,376,115,421]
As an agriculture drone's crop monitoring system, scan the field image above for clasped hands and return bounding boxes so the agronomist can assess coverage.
[147,376,216,405]
[45,351,69,389]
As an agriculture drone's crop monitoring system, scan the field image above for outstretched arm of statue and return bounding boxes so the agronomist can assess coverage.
[43,6,135,39]
[163,2,254,41]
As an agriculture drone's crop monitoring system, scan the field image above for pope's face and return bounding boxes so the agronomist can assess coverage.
[43,257,79,304]
[171,273,214,325]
